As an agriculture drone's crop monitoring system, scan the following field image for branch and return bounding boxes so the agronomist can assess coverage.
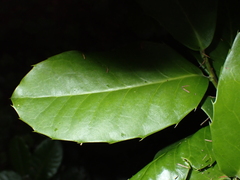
[201,50,218,89]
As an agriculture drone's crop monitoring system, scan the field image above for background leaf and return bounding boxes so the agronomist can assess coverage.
[218,0,240,47]
[211,33,240,177]
[0,171,22,180]
[207,40,230,79]
[30,139,62,180]
[9,137,31,177]
[130,126,227,180]
[11,43,208,143]
[136,0,217,50]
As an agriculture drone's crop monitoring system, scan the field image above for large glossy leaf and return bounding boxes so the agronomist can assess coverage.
[11,43,208,143]
[130,126,228,180]
[211,33,240,177]
[136,0,217,51]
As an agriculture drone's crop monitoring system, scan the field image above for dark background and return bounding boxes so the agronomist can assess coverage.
[0,0,208,179]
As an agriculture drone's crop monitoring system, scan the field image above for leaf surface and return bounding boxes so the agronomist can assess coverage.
[130,126,227,180]
[211,33,240,177]
[11,43,208,143]
[136,0,217,50]
[189,164,230,180]
[201,96,214,121]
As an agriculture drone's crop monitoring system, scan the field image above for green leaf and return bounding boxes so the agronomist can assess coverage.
[218,0,240,47]
[130,126,226,180]
[11,43,208,143]
[201,96,215,121]
[9,137,31,177]
[189,164,231,180]
[136,0,217,50]
[211,33,240,177]
[0,171,22,180]
[30,139,62,180]
[208,40,230,79]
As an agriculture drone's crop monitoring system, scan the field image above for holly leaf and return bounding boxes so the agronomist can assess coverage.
[211,33,240,177]
[130,126,228,180]
[11,43,208,143]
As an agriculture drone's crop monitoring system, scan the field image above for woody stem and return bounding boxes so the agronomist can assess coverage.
[201,50,218,89]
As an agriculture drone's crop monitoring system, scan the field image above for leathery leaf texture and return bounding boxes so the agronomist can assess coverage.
[11,42,208,143]
[212,33,240,177]
[130,126,230,180]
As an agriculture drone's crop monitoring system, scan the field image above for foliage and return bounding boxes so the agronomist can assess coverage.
[9,0,240,179]
[0,138,62,180]
[11,44,208,143]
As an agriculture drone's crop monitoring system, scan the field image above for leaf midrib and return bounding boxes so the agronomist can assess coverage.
[13,73,204,99]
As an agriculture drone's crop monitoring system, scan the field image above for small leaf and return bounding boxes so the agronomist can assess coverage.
[0,171,22,180]
[201,96,215,121]
[9,137,31,177]
[208,40,230,79]
[30,139,62,180]
[11,43,208,143]
[136,0,217,50]
[130,126,218,180]
[211,33,240,177]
